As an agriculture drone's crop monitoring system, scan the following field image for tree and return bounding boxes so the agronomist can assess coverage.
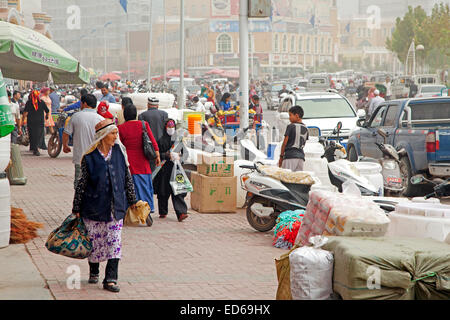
[386,6,429,64]
[425,3,450,70]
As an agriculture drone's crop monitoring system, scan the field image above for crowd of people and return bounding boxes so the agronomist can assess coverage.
[7,82,189,293]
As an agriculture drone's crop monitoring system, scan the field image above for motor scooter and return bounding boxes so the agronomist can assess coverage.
[411,175,450,199]
[358,128,407,195]
[239,122,381,233]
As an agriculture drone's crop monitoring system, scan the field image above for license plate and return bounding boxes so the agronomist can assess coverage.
[387,177,402,184]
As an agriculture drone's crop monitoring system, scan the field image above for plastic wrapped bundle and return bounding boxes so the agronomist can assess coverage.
[258,164,316,185]
[289,236,334,300]
[273,210,305,250]
[296,190,391,246]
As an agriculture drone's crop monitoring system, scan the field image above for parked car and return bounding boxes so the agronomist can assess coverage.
[275,92,362,147]
[416,85,448,98]
[391,76,412,99]
[268,82,293,110]
[347,97,450,196]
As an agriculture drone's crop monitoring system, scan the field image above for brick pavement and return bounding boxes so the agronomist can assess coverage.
[10,145,285,300]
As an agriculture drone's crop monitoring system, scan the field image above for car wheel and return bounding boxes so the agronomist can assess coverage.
[347,145,358,162]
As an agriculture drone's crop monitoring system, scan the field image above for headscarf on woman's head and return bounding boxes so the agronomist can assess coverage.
[83,119,129,167]
[31,90,41,111]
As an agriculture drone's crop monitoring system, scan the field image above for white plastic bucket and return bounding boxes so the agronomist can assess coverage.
[0,175,11,248]
[0,135,10,172]
[353,162,384,196]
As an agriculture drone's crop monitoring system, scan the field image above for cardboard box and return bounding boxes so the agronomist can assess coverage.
[190,172,237,213]
[196,154,234,177]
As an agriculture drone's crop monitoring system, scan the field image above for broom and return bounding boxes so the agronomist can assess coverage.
[10,207,44,244]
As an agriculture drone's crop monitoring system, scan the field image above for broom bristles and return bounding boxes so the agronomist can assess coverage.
[9,207,44,244]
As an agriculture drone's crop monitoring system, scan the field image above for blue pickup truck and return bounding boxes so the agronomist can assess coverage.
[347,97,450,196]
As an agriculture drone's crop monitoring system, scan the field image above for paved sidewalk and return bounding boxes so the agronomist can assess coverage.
[9,145,283,300]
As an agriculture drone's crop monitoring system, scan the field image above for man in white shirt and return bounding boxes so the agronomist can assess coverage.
[92,81,104,101]
[385,77,392,101]
[368,90,385,118]
[193,96,206,113]
[63,94,104,188]
[8,91,21,144]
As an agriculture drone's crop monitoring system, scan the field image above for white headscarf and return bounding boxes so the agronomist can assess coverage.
[83,122,130,167]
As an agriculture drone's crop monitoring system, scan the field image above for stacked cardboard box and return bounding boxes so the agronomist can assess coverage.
[191,154,236,213]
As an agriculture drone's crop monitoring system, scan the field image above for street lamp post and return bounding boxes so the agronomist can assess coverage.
[178,0,185,110]
[239,0,249,131]
[103,22,112,74]
[147,0,153,87]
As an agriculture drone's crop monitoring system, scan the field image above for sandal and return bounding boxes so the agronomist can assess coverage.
[88,274,99,284]
[103,281,120,293]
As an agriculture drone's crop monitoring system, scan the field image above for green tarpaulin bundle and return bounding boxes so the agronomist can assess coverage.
[322,237,450,300]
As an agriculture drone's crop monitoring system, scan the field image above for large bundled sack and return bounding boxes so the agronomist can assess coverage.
[322,236,450,300]
[275,244,299,300]
[257,164,316,185]
[289,236,334,300]
[296,190,390,246]
[273,210,305,250]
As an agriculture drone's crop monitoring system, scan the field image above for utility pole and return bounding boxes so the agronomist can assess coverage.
[178,0,185,110]
[239,0,249,131]
[147,0,153,87]
[163,0,167,85]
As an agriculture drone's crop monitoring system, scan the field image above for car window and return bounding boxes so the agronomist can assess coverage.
[410,102,450,121]
[382,105,400,127]
[370,106,387,128]
[309,78,327,84]
[296,98,356,119]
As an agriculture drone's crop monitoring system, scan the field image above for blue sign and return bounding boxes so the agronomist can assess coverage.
[210,20,272,33]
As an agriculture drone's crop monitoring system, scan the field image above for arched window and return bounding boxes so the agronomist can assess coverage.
[320,38,324,54]
[306,37,310,53]
[290,35,296,53]
[282,35,287,52]
[298,36,303,53]
[217,33,232,53]
[314,37,318,54]
[274,34,279,52]
[328,38,332,54]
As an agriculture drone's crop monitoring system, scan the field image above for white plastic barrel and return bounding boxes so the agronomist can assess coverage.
[0,174,11,248]
[0,135,10,172]
[352,162,384,196]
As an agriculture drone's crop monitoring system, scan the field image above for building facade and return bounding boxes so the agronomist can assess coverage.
[150,0,339,79]
[0,0,52,38]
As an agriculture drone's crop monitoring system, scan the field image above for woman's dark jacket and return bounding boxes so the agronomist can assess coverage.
[72,144,137,222]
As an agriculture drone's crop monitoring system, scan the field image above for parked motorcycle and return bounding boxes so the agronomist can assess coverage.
[240,122,381,232]
[411,175,450,199]
[47,111,75,158]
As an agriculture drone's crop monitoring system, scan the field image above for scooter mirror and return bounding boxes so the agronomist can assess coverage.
[411,175,425,185]
[356,109,366,119]
[336,122,343,134]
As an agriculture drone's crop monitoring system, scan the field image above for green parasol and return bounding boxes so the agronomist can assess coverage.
[0,21,88,84]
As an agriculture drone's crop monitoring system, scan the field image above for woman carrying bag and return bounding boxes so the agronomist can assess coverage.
[72,119,137,293]
[118,104,160,222]
[153,119,189,222]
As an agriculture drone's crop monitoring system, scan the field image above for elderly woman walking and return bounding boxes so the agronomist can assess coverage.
[118,104,160,223]
[72,119,137,293]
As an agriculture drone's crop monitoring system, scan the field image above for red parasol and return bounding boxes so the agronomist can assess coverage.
[100,72,121,81]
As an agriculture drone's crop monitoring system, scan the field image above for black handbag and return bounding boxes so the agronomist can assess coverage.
[142,121,157,160]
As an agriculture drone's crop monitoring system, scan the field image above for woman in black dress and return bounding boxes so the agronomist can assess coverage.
[18,90,49,156]
[153,119,189,222]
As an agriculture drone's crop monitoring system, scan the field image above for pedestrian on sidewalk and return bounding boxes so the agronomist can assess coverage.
[18,90,49,156]
[118,104,160,222]
[138,97,168,172]
[116,97,133,125]
[72,119,137,293]
[40,87,55,135]
[63,94,104,188]
[153,119,189,222]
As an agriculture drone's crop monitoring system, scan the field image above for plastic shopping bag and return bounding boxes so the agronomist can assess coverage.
[170,159,193,196]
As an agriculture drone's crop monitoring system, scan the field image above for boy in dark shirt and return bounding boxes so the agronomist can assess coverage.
[279,106,309,171]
